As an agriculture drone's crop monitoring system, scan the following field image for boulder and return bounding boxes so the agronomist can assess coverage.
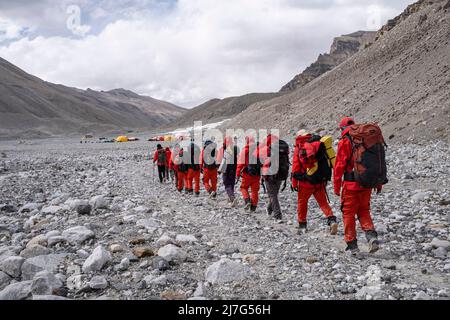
[0,256,25,278]
[21,254,67,280]
[62,226,95,245]
[430,238,450,251]
[205,258,251,284]
[175,234,198,243]
[31,271,64,296]
[0,271,11,290]
[82,246,112,273]
[20,245,51,258]
[157,244,187,263]
[0,281,32,300]
[26,235,48,247]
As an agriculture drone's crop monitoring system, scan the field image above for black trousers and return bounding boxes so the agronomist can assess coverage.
[157,165,166,183]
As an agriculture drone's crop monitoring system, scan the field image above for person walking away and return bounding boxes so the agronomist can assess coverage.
[218,136,239,207]
[153,144,167,183]
[171,144,181,187]
[292,130,338,235]
[236,136,261,212]
[201,140,219,199]
[186,140,201,196]
[258,134,290,221]
[173,147,189,192]
[334,117,388,254]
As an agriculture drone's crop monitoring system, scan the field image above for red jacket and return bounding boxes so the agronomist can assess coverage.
[255,134,280,176]
[165,148,172,169]
[236,136,256,178]
[291,134,317,189]
[334,128,382,194]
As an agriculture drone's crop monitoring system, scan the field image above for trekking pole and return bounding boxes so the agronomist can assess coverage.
[261,179,267,194]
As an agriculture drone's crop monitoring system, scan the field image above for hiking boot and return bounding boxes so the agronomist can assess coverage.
[195,192,200,197]
[250,205,257,212]
[368,238,380,254]
[297,222,307,235]
[327,216,338,236]
[244,199,251,211]
[345,240,359,255]
[266,204,273,216]
[230,198,237,208]
[210,191,217,199]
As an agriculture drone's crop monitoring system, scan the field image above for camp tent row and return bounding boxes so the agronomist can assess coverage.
[115,136,140,142]
[148,134,185,142]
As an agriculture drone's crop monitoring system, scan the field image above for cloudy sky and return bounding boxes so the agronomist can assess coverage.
[0,0,414,107]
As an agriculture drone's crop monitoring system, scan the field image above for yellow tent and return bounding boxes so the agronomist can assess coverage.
[116,136,129,143]
[164,135,175,142]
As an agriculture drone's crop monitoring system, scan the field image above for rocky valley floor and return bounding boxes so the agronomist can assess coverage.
[0,139,449,300]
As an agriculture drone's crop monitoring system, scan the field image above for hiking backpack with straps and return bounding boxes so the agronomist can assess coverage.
[346,123,388,188]
[273,140,290,180]
[299,135,332,185]
[157,149,166,165]
[203,142,218,169]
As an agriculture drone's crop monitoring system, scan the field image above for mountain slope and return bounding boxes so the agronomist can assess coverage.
[0,58,185,139]
[229,0,450,142]
[280,31,376,92]
[167,92,282,129]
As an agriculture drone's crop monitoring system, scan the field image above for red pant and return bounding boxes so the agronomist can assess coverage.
[177,171,187,191]
[341,186,375,243]
[203,168,218,193]
[297,184,333,223]
[187,169,201,193]
[240,173,260,206]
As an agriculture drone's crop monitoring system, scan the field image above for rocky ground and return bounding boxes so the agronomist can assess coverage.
[0,138,449,300]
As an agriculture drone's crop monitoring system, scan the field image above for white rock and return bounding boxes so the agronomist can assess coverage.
[156,234,173,246]
[32,295,70,300]
[89,195,109,209]
[41,206,63,214]
[157,244,187,263]
[176,234,198,243]
[62,226,95,245]
[143,274,167,287]
[430,238,450,250]
[0,256,25,278]
[66,275,84,290]
[19,203,42,213]
[205,258,251,284]
[82,246,112,273]
[136,218,161,232]
[414,291,431,300]
[26,235,48,247]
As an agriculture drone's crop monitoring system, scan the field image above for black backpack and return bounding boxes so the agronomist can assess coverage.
[203,142,218,169]
[157,149,166,164]
[188,143,201,171]
[273,140,290,180]
[246,143,261,176]
[300,137,332,185]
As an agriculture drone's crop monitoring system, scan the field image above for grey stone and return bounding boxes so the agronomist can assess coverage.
[0,281,32,300]
[89,195,108,209]
[82,246,112,273]
[152,256,170,271]
[0,271,11,290]
[143,274,167,287]
[62,226,95,245]
[19,203,42,213]
[76,204,92,215]
[89,276,108,290]
[430,238,450,251]
[32,295,70,300]
[20,245,51,258]
[31,271,64,296]
[157,244,187,263]
[0,256,25,278]
[175,234,198,243]
[205,258,251,284]
[21,254,67,280]
[47,236,67,247]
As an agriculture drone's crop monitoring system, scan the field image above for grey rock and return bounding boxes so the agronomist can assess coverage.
[152,256,170,271]
[413,291,431,300]
[143,274,167,287]
[89,195,109,209]
[433,247,447,259]
[175,234,198,243]
[0,271,12,290]
[89,276,108,290]
[66,275,84,291]
[205,258,251,284]
[32,295,70,300]
[21,254,67,280]
[47,236,67,247]
[20,245,51,259]
[82,246,112,273]
[0,256,25,278]
[62,226,95,245]
[19,203,42,213]
[31,271,64,295]
[76,204,92,215]
[0,281,32,300]
[430,238,450,251]
[157,244,187,263]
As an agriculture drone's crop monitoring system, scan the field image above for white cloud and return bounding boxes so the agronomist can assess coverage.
[0,0,414,107]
